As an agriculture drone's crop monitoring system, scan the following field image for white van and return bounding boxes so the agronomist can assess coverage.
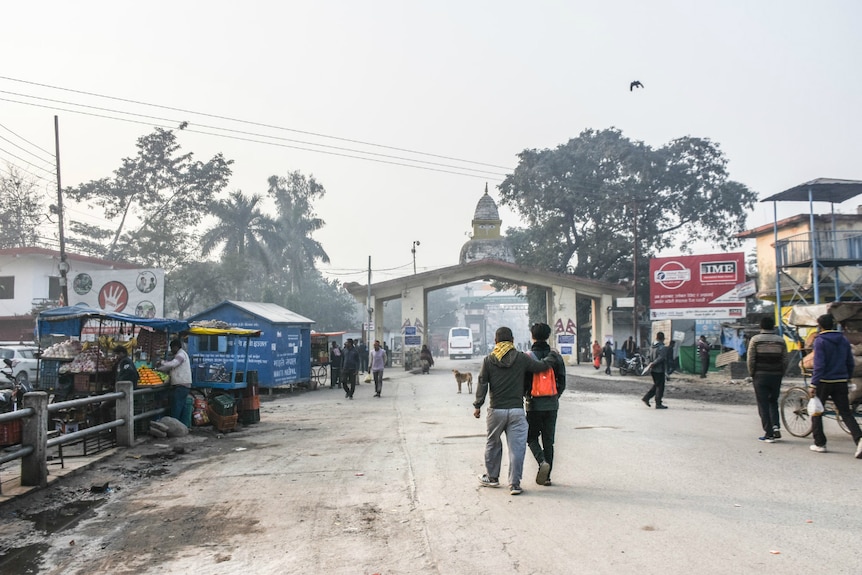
[448,327,473,360]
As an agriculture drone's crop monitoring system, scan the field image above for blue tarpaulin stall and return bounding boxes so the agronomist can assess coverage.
[186,325,262,390]
[187,301,314,389]
[36,304,189,339]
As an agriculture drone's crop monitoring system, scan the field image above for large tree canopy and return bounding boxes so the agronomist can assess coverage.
[499,128,757,284]
[65,128,233,264]
[0,166,46,249]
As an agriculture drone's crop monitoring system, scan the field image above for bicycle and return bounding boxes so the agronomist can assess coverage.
[780,385,861,438]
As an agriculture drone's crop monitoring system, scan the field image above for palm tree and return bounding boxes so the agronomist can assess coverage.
[200,190,278,298]
[267,174,330,293]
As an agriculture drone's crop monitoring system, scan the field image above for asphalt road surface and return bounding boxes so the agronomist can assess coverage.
[1,358,861,574]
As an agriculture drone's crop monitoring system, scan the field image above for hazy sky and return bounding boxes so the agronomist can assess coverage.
[2,1,860,284]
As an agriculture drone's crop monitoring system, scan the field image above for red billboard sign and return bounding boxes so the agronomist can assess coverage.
[649,253,746,320]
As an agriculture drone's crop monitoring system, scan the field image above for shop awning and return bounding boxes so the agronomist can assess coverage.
[37,304,190,338]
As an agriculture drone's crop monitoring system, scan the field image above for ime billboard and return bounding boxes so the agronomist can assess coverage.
[649,253,746,320]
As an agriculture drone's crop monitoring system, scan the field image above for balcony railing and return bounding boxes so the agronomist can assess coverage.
[776,230,862,268]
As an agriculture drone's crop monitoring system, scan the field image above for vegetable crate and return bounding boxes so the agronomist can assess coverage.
[207,405,238,432]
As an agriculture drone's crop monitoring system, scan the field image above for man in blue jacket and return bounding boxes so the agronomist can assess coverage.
[809,314,862,458]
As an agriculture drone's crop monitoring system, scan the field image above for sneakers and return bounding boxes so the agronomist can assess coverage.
[758,436,775,443]
[810,444,827,453]
[855,440,862,459]
[510,485,522,495]
[655,404,668,410]
[641,398,650,408]
[536,461,551,485]
[772,428,782,440]
[478,474,500,487]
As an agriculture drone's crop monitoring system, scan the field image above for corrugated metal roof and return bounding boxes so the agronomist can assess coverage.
[227,301,315,325]
[761,178,862,203]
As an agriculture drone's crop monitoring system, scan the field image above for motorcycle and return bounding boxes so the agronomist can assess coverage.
[619,353,648,376]
[1,358,32,413]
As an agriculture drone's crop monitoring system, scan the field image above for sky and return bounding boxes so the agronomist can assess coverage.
[1,1,860,286]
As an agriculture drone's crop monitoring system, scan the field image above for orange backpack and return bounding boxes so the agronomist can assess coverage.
[528,352,559,397]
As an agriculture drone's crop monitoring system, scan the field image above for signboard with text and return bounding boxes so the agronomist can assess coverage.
[71,268,165,318]
[649,253,745,320]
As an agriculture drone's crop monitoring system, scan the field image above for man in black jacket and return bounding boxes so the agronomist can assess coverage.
[524,323,567,486]
[474,326,557,496]
[642,332,669,409]
[341,339,360,399]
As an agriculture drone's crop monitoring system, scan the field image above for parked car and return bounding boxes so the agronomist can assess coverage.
[0,345,39,387]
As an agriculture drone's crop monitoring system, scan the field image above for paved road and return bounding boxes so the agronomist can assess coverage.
[2,358,861,574]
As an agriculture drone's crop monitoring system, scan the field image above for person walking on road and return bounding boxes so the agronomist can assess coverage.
[474,326,556,496]
[329,341,342,389]
[603,340,614,375]
[341,339,360,399]
[525,323,566,487]
[642,332,669,409]
[370,340,386,397]
[357,340,369,374]
[622,336,636,360]
[808,314,862,457]
[697,335,710,378]
[591,340,602,370]
[747,316,789,443]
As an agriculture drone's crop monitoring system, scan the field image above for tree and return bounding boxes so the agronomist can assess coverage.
[263,270,361,332]
[267,172,330,293]
[164,261,227,319]
[64,128,233,263]
[200,190,278,298]
[0,166,46,248]
[499,128,758,290]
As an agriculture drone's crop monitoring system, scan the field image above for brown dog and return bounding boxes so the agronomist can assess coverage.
[453,369,473,394]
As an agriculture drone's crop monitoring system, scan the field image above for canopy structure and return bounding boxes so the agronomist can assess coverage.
[37,304,189,338]
[761,178,862,317]
[186,326,261,337]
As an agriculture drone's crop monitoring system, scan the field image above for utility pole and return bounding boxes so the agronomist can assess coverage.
[632,201,638,347]
[54,115,69,307]
[366,256,373,348]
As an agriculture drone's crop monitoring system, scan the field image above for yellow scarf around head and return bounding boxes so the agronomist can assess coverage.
[491,341,515,361]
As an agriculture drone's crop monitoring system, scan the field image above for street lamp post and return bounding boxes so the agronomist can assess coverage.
[412,241,420,274]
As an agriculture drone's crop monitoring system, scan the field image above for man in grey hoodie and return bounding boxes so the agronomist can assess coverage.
[473,326,557,495]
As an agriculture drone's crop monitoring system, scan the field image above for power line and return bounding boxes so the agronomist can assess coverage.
[0,127,55,166]
[0,158,56,184]
[0,75,514,171]
[0,94,508,180]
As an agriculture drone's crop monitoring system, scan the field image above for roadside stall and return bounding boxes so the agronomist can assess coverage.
[35,304,189,443]
[185,322,262,429]
[310,331,345,389]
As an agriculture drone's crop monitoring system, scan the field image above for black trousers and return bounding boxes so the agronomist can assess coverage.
[527,410,558,474]
[811,380,862,447]
[341,369,357,397]
[752,373,782,435]
[644,371,666,405]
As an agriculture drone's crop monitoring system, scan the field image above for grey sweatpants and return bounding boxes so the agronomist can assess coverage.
[484,407,528,489]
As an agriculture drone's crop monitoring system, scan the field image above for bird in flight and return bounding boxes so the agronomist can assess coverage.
[630,80,644,91]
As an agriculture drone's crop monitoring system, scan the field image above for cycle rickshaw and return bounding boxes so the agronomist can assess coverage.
[780,302,862,437]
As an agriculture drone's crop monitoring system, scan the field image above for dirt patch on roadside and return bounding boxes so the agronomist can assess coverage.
[572,372,760,406]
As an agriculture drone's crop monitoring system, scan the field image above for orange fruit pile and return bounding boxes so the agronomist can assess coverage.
[138,366,168,386]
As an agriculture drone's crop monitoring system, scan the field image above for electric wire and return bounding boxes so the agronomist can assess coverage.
[0,75,512,171]
[0,95,506,180]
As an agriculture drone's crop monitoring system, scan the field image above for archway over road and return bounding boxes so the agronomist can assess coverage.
[345,259,627,364]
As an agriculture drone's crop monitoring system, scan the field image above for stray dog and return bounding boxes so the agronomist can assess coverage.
[453,369,473,394]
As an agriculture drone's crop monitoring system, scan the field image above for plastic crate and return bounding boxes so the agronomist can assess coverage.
[39,359,63,391]
[239,409,260,425]
[0,419,22,446]
[207,405,238,432]
[210,394,236,416]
